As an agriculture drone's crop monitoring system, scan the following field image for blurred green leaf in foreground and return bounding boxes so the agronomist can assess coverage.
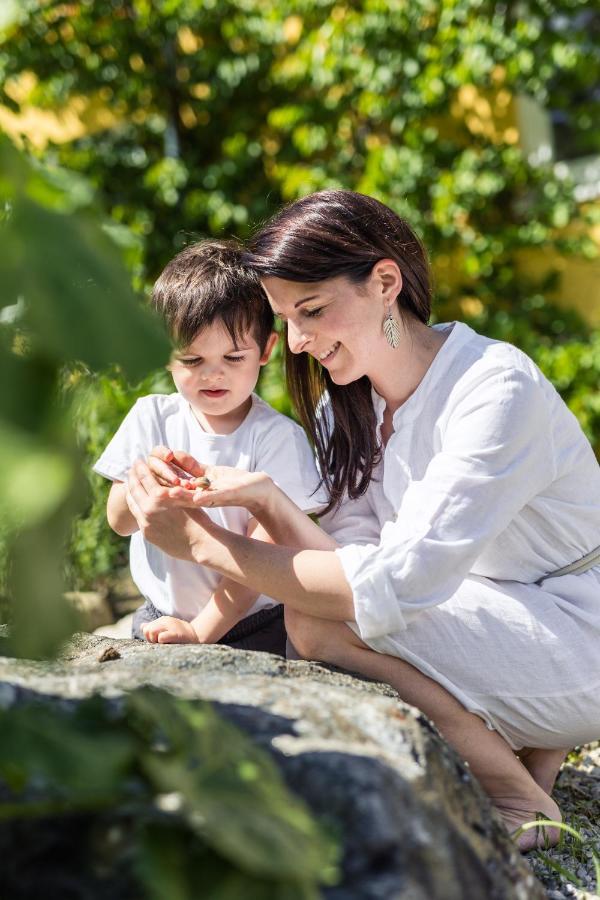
[0,687,339,898]
[0,139,169,657]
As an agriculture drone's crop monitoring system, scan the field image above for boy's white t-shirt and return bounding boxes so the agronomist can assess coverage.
[94,392,327,621]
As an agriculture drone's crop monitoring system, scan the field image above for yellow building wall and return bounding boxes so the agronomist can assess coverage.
[442,78,600,327]
[515,243,600,328]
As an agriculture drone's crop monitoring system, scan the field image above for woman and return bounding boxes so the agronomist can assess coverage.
[127,190,600,850]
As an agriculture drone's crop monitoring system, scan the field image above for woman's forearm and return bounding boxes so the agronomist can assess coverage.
[191,521,354,621]
[125,458,354,621]
[251,482,338,551]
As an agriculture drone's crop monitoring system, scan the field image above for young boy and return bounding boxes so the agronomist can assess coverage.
[93,240,325,656]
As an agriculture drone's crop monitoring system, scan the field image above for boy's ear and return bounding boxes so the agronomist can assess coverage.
[259,331,279,365]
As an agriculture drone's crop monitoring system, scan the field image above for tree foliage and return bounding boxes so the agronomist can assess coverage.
[3,1,597,272]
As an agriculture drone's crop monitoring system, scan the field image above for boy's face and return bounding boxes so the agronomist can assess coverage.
[169,320,277,429]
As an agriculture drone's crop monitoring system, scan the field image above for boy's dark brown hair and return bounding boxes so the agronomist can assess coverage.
[152,239,274,351]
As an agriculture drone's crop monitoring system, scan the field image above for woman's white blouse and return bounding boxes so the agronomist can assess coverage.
[325,323,600,643]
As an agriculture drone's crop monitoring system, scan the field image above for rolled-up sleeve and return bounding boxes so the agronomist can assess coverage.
[336,369,556,642]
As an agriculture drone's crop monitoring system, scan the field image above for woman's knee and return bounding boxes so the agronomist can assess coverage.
[285,608,360,664]
[284,608,329,661]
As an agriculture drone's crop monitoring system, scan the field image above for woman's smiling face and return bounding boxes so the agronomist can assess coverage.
[262,262,402,385]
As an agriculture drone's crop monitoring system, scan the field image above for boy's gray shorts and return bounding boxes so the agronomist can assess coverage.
[132,599,286,657]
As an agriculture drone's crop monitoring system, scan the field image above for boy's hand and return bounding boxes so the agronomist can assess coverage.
[147,446,207,486]
[144,449,271,512]
[142,616,199,644]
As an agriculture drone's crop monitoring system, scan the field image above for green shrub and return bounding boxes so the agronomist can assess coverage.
[64,366,172,589]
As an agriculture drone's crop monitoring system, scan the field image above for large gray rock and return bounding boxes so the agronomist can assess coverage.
[0,634,543,899]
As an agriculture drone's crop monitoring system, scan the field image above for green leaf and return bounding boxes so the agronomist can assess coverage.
[4,499,84,659]
[0,140,169,380]
[0,698,137,811]
[0,423,73,531]
[0,0,23,40]
[137,820,320,900]
[0,689,339,896]
[0,338,58,435]
[128,691,339,886]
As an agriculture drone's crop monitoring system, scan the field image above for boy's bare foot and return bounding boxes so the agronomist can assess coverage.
[494,790,562,852]
[517,747,569,795]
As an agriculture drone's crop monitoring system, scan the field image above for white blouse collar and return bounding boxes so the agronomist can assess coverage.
[370,321,475,426]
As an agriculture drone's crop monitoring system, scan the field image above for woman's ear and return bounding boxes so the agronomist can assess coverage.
[259,331,279,365]
[372,259,403,309]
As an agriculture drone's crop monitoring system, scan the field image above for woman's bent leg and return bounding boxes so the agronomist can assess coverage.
[516,748,569,795]
[285,609,560,850]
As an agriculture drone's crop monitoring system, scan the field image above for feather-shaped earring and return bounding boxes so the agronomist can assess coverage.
[383,309,401,348]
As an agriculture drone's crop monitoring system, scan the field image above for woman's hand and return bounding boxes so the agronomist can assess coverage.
[126,459,216,562]
[148,446,275,515]
[126,459,353,622]
[142,616,199,644]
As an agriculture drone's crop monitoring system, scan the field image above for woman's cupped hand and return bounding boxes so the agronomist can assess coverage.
[126,457,215,562]
[145,446,274,515]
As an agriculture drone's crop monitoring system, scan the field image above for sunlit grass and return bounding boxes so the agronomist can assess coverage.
[514,816,600,892]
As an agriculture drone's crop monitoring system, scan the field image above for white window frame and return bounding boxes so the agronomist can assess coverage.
[515,94,600,202]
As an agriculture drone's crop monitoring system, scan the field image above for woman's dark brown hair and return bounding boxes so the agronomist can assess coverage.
[247,190,432,512]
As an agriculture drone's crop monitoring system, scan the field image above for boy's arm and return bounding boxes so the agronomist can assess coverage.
[107,481,139,536]
[189,517,268,641]
[143,519,270,644]
[188,577,259,643]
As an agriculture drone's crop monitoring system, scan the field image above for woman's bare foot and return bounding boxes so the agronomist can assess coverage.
[495,789,562,851]
[517,747,569,795]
